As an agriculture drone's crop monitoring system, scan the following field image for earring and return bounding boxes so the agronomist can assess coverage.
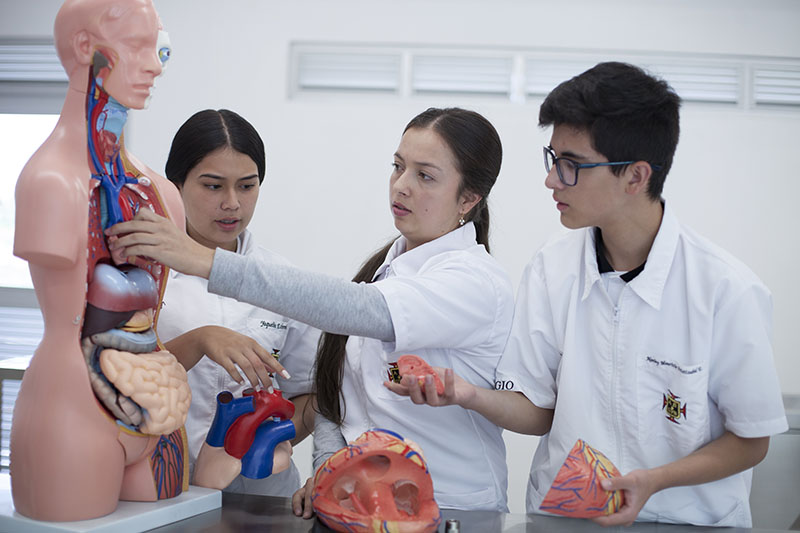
[458,215,465,226]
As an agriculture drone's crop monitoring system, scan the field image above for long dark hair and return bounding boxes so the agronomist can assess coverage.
[164,109,266,186]
[315,107,503,424]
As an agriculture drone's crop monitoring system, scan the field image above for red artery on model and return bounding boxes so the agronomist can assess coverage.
[223,388,295,459]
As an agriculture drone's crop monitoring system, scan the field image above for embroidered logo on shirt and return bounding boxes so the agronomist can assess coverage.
[259,320,287,331]
[387,361,401,384]
[662,389,687,424]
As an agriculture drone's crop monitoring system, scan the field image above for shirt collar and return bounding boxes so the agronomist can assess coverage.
[630,201,680,310]
[373,222,478,280]
[582,201,680,309]
[595,228,646,282]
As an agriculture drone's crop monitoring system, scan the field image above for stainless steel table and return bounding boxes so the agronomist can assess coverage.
[147,492,797,533]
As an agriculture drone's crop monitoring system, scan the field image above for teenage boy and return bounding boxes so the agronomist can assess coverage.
[386,61,788,527]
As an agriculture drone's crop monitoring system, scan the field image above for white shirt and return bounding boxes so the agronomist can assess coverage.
[157,230,320,496]
[495,203,788,526]
[339,222,515,511]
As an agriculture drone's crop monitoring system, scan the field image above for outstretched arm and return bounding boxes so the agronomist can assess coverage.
[384,367,553,435]
[593,432,769,527]
[108,209,395,341]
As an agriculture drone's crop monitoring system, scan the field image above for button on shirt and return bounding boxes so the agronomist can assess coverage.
[157,230,320,496]
[338,222,515,511]
[495,203,788,526]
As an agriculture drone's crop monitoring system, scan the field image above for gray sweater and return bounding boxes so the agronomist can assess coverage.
[208,247,394,341]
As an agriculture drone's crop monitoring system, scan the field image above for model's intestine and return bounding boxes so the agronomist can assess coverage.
[98,348,190,434]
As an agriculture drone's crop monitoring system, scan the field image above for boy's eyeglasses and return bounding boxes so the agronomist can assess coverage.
[544,146,662,187]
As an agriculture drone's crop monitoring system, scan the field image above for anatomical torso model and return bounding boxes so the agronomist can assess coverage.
[10,0,190,521]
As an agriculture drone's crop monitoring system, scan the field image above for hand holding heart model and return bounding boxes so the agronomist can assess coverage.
[397,355,444,395]
[539,439,624,518]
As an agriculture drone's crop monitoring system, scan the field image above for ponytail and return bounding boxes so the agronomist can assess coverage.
[314,239,396,424]
[469,197,491,253]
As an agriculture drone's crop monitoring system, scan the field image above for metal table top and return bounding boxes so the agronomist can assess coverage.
[147,492,797,533]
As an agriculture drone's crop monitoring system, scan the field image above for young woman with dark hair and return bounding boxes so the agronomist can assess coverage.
[108,107,515,512]
[156,109,320,497]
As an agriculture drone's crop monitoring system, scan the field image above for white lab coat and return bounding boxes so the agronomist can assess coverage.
[339,222,515,511]
[495,203,788,526]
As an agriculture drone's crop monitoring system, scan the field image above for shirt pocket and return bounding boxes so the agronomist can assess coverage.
[371,351,411,403]
[636,355,709,456]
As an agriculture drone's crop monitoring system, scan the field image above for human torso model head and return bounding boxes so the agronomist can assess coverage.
[10,0,190,522]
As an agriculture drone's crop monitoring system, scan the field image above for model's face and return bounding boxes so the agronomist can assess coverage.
[179,147,261,252]
[98,3,164,109]
[389,127,478,251]
[545,125,629,230]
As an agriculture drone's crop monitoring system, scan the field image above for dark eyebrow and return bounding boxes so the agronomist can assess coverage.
[550,146,587,161]
[197,173,259,181]
[393,152,442,172]
[417,161,443,172]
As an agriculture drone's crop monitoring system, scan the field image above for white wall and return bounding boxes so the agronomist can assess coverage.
[2,0,799,515]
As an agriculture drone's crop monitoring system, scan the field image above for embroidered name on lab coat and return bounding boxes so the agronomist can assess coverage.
[645,356,702,375]
[259,320,287,331]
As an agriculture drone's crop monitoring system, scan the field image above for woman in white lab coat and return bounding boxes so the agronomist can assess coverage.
[156,109,319,496]
[109,107,514,512]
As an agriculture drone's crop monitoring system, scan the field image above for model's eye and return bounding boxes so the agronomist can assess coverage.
[241,183,256,190]
[391,162,402,172]
[419,172,433,181]
[205,183,221,190]
[156,30,172,67]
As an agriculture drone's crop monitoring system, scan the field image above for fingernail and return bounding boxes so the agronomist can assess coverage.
[267,386,274,394]
[281,369,291,379]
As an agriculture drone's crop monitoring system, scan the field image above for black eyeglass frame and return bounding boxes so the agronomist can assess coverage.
[543,146,663,187]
